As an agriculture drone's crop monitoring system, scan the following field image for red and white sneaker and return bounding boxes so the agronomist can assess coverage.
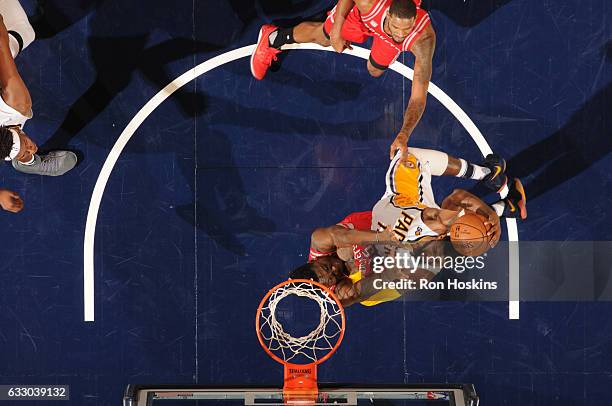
[250,24,281,80]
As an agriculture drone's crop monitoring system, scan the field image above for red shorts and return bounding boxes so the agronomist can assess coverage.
[308,211,373,262]
[337,211,373,231]
[323,5,402,69]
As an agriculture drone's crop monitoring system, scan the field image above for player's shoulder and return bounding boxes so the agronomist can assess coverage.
[415,21,436,44]
[410,24,436,55]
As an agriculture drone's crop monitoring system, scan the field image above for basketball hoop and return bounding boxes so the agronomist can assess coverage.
[256,279,346,404]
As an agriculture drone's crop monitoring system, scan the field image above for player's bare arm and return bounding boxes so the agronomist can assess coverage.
[310,225,394,254]
[329,0,381,53]
[0,15,31,117]
[441,188,502,246]
[366,59,385,78]
[419,207,465,236]
[329,0,357,52]
[389,26,436,161]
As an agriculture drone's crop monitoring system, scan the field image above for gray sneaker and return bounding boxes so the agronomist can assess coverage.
[12,151,78,176]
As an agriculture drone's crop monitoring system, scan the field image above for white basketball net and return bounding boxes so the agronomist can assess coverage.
[258,280,344,364]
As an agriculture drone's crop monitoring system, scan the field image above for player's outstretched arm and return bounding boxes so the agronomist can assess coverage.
[0,15,31,117]
[390,26,436,161]
[329,0,355,53]
[0,188,23,213]
[311,225,395,254]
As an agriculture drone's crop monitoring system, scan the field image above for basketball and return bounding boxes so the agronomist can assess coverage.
[450,212,490,256]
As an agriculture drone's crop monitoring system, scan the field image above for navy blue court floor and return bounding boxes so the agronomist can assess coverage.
[0,0,611,404]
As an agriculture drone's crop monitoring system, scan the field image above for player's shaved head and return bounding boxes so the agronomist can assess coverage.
[0,127,13,160]
[389,0,417,19]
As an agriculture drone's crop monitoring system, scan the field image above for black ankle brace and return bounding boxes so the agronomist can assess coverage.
[271,27,295,48]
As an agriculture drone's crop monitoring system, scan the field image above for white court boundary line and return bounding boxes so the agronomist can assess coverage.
[83,44,520,321]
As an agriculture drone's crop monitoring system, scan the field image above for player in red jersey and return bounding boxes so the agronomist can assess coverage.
[250,0,436,160]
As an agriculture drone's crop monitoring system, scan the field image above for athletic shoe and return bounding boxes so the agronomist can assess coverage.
[480,153,508,193]
[12,151,77,176]
[503,178,527,220]
[250,24,281,80]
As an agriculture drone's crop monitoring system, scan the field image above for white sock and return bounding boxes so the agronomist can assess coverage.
[457,158,468,177]
[20,155,35,165]
[491,201,505,216]
[471,164,491,180]
[498,184,509,199]
[456,159,491,180]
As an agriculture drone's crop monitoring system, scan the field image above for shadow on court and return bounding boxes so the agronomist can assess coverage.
[175,130,277,256]
[29,0,104,38]
[508,83,611,201]
[35,0,338,153]
[38,35,216,152]
[33,0,519,155]
[425,0,516,26]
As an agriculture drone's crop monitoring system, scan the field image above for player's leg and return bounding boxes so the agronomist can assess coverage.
[250,21,328,80]
[250,5,368,80]
[0,0,35,58]
[292,22,330,46]
[490,178,527,220]
[408,147,508,195]
[263,21,330,51]
[368,37,400,78]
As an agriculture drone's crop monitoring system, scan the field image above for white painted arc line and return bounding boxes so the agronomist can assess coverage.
[285,43,494,156]
[83,43,519,322]
[83,45,256,321]
[506,219,520,319]
[509,301,520,320]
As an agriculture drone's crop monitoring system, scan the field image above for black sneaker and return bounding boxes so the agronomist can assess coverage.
[480,153,508,193]
[503,178,527,220]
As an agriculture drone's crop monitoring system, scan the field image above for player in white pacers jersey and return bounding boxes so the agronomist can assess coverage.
[290,147,527,307]
[0,0,77,213]
[372,147,525,245]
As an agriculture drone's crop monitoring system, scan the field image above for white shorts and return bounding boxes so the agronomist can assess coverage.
[0,0,35,58]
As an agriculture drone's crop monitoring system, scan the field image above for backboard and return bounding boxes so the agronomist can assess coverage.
[123,384,479,406]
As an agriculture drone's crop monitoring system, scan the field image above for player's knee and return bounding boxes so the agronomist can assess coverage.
[315,36,330,47]
[367,66,385,78]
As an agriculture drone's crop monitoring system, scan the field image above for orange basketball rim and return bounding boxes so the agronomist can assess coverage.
[255,279,346,404]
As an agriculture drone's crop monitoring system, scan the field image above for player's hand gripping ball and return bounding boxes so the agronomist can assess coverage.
[450,212,492,256]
